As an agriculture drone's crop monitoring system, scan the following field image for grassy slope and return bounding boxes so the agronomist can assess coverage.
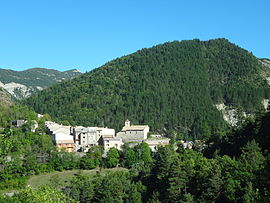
[27,168,127,189]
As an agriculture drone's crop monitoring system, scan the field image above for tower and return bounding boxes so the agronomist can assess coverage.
[125,119,131,127]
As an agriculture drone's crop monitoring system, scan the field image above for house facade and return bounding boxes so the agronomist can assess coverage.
[53,132,75,152]
[72,126,115,152]
[102,137,123,152]
[144,138,171,152]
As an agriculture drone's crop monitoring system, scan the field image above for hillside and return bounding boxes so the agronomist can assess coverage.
[24,39,270,139]
[0,68,82,99]
[0,88,13,106]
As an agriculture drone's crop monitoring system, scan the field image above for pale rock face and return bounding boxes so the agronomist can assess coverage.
[266,77,270,85]
[259,59,270,85]
[215,103,226,111]
[0,82,32,98]
[216,99,269,125]
[215,103,241,126]
[263,99,269,110]
[260,60,270,68]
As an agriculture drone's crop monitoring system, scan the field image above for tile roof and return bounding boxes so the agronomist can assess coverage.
[121,125,149,131]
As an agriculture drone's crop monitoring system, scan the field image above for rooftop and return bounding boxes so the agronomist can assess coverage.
[54,133,74,144]
[121,125,149,131]
[103,137,122,141]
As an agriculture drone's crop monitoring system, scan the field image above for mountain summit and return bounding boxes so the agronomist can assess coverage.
[24,39,270,139]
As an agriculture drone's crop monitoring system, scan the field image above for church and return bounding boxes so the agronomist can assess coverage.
[116,119,150,142]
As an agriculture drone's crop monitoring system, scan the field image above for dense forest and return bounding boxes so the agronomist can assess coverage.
[0,104,270,202]
[24,39,270,139]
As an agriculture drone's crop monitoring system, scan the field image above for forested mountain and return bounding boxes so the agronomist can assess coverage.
[0,68,82,99]
[24,39,270,139]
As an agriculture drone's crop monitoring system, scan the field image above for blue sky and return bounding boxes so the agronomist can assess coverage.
[0,0,269,72]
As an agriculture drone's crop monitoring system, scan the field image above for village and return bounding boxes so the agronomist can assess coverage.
[45,119,174,153]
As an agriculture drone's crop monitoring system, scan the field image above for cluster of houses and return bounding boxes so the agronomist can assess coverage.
[45,119,171,153]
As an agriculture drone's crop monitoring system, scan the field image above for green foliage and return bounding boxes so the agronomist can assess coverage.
[0,110,269,202]
[134,142,152,164]
[49,152,80,171]
[65,171,143,203]
[79,146,103,169]
[105,148,120,168]
[24,39,270,139]
[49,174,61,188]
[12,185,75,203]
[0,105,58,190]
[94,171,142,202]
[0,105,37,128]
[121,142,152,173]
[206,111,270,158]
[122,148,137,168]
[0,130,57,189]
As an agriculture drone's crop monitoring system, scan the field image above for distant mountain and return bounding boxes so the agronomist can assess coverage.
[24,39,270,139]
[0,68,82,99]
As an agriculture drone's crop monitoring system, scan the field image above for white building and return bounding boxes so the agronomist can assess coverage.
[72,126,115,152]
[144,138,171,152]
[45,121,75,152]
[53,132,75,152]
[116,120,149,142]
[97,127,115,138]
[102,137,123,152]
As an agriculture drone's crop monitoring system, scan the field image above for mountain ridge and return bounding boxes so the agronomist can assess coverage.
[0,67,82,99]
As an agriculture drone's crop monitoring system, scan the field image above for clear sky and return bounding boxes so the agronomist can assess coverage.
[0,0,269,72]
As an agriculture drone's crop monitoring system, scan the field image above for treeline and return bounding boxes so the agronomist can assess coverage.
[24,38,270,139]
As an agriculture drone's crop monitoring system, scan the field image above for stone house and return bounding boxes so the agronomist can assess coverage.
[144,137,171,152]
[116,120,149,142]
[72,126,115,152]
[102,137,123,152]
